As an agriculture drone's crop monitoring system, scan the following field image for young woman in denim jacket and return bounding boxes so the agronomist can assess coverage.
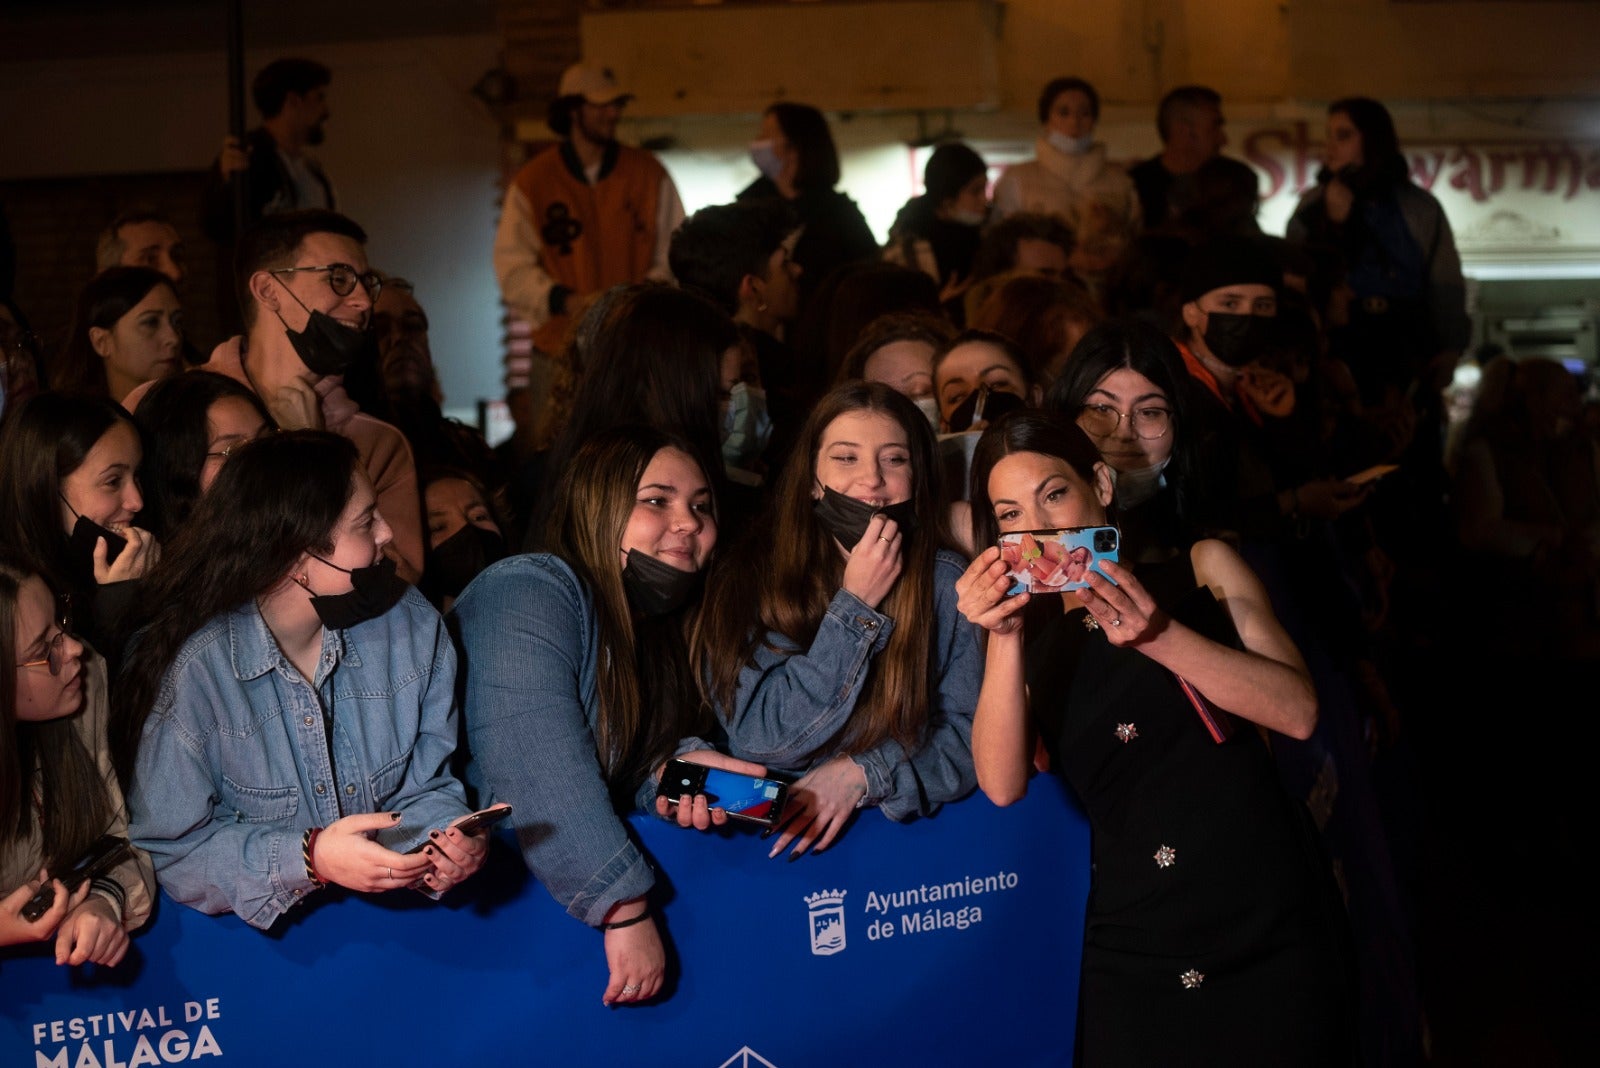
[695,382,982,860]
[454,426,764,1007]
[2,552,155,965]
[119,431,491,931]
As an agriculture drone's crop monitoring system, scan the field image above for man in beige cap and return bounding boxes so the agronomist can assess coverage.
[492,63,684,446]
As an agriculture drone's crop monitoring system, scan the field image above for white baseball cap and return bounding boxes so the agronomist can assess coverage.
[558,64,633,106]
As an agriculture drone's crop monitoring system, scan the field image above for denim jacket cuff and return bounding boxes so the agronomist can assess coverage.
[851,742,903,809]
[823,589,895,652]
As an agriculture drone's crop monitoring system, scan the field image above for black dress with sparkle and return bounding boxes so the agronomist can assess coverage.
[1025,553,1356,1067]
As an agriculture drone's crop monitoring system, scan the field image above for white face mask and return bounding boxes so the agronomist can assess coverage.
[1112,459,1169,509]
[749,139,783,181]
[913,395,941,434]
[946,207,987,227]
[1046,130,1094,156]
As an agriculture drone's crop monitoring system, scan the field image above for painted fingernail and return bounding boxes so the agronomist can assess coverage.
[430,830,441,839]
[424,847,434,856]
[390,812,402,821]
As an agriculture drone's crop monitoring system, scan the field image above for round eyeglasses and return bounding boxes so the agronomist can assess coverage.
[269,263,382,301]
[1077,403,1172,440]
[18,628,71,676]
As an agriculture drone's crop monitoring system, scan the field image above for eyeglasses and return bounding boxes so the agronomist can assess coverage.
[1078,403,1172,440]
[269,263,382,301]
[18,628,71,676]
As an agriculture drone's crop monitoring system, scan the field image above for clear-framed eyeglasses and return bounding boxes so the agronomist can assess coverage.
[1077,403,1172,440]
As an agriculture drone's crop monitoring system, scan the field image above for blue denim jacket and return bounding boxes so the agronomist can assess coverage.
[453,555,674,927]
[722,549,981,820]
[127,588,472,930]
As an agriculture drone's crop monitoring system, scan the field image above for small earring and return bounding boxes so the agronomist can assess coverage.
[757,302,768,312]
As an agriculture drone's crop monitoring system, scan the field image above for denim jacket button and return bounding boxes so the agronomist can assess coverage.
[858,617,877,630]
[314,783,327,795]
[344,783,356,796]
[303,715,315,727]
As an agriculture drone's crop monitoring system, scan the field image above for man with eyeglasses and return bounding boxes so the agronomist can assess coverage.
[123,210,424,582]
[492,63,685,448]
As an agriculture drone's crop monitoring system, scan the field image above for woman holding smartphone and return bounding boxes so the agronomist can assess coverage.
[955,410,1353,1064]
[120,431,492,930]
[695,382,981,860]
[1,552,154,965]
[0,392,162,678]
[455,425,761,1007]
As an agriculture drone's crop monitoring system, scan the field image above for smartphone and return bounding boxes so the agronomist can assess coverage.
[656,760,790,828]
[21,835,130,922]
[403,804,513,854]
[1344,463,1399,486]
[998,526,1120,595]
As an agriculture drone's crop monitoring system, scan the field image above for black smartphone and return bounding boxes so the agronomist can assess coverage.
[21,834,130,922]
[998,526,1120,595]
[68,517,128,566]
[403,804,513,854]
[656,759,790,828]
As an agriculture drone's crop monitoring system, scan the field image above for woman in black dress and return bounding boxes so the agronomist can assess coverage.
[955,410,1353,1066]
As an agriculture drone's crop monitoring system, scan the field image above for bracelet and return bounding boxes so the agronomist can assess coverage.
[303,827,326,886]
[600,908,650,931]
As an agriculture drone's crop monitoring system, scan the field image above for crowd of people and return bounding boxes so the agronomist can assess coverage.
[4,54,1598,1065]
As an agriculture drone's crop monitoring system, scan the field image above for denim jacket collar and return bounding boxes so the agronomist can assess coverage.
[227,601,359,683]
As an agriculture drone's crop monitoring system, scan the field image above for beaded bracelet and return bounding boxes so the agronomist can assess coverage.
[303,827,326,886]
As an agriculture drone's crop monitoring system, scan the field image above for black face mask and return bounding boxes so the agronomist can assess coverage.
[621,548,702,618]
[421,524,506,604]
[273,284,374,377]
[946,384,1026,432]
[812,486,918,551]
[67,514,127,570]
[304,555,409,630]
[1202,312,1273,369]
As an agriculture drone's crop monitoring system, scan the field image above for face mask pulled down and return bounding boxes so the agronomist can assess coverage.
[302,554,409,630]
[271,279,374,377]
[813,486,918,551]
[622,548,702,618]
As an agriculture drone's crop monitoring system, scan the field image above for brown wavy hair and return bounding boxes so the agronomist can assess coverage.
[694,382,951,758]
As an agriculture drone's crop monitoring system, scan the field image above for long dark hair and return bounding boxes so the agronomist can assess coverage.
[1325,96,1409,189]
[533,282,735,547]
[546,426,716,799]
[1043,318,1219,539]
[968,410,1110,552]
[695,382,950,758]
[53,267,178,398]
[767,102,842,191]
[111,430,358,785]
[131,371,272,539]
[0,391,142,594]
[0,554,112,874]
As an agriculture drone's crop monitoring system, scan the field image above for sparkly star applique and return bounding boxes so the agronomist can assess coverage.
[1082,613,1100,632]
[1180,969,1204,989]
[1115,722,1138,744]
[1154,844,1176,868]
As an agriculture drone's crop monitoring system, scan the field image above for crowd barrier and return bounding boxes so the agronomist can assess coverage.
[2,778,1090,1067]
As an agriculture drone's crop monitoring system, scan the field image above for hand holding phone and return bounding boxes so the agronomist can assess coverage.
[1344,463,1398,486]
[657,760,790,829]
[20,836,129,922]
[404,804,513,854]
[998,526,1120,595]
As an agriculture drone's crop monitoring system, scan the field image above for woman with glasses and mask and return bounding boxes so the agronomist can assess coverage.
[2,551,155,965]
[955,410,1354,1066]
[1046,318,1227,563]
[0,392,161,677]
[131,371,273,540]
[119,431,494,929]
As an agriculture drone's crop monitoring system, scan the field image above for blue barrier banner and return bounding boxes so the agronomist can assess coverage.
[2,778,1089,1068]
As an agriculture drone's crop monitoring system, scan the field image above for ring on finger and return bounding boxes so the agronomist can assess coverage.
[621,984,641,995]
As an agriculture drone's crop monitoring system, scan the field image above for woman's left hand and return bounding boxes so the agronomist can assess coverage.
[766,756,867,860]
[1074,560,1163,647]
[418,806,506,893]
[54,895,128,967]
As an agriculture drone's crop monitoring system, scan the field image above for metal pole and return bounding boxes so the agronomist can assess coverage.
[226,0,247,236]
